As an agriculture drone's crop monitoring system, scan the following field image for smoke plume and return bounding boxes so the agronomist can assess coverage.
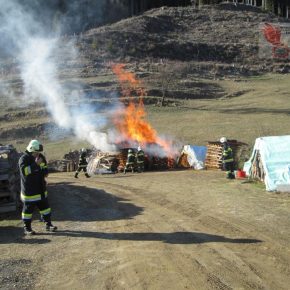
[0,0,115,152]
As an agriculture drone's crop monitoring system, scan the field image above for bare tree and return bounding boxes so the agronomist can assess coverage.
[158,60,176,106]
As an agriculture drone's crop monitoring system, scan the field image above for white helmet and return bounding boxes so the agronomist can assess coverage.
[220,137,227,143]
[81,148,86,152]
[137,146,141,151]
[27,140,43,152]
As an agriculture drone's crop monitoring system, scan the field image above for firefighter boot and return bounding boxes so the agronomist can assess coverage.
[24,223,36,235]
[74,172,78,178]
[46,222,57,232]
[230,172,235,179]
[85,173,90,178]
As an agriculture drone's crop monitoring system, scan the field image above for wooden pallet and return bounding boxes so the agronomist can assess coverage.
[205,140,247,170]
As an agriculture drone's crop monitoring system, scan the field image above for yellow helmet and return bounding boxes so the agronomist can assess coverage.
[27,140,43,152]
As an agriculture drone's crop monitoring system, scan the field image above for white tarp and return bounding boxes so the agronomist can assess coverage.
[243,135,290,191]
[181,145,207,170]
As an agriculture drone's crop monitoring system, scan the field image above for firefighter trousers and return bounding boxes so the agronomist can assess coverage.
[22,198,52,226]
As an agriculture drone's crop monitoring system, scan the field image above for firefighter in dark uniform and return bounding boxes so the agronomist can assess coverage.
[124,149,136,174]
[220,137,235,179]
[74,148,90,178]
[136,146,145,173]
[19,140,57,235]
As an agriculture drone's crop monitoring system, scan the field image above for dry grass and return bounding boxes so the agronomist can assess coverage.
[146,73,290,147]
[1,73,290,160]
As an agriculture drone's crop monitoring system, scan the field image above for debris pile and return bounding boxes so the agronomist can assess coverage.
[0,145,21,213]
[150,156,176,170]
[87,151,120,175]
[177,153,191,168]
[87,147,177,175]
[48,150,80,172]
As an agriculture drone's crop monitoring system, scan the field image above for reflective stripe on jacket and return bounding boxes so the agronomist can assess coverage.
[126,153,135,165]
[222,144,234,163]
[136,150,145,163]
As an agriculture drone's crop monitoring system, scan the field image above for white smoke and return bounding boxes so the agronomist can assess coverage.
[0,0,116,152]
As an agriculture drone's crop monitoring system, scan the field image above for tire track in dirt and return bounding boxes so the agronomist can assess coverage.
[46,173,290,289]
[78,179,268,289]
[83,177,289,289]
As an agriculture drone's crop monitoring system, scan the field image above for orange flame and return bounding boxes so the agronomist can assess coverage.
[112,64,173,155]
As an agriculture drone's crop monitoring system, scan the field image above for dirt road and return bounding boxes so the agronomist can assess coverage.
[1,170,290,290]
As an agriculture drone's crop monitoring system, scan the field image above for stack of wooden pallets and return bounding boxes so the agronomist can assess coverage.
[0,145,21,213]
[116,149,128,171]
[205,140,247,170]
[48,159,77,172]
[205,142,223,169]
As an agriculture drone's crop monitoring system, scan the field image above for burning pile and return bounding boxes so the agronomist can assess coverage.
[79,64,179,175]
[111,64,178,158]
[92,63,178,172]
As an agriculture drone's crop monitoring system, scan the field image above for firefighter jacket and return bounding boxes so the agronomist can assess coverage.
[222,143,234,164]
[19,151,48,202]
[78,152,88,167]
[126,152,136,165]
[136,150,145,164]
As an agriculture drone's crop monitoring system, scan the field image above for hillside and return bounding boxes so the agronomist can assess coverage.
[0,3,290,158]
[80,4,290,73]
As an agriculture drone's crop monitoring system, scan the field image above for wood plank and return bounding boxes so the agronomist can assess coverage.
[0,191,12,198]
[0,202,16,213]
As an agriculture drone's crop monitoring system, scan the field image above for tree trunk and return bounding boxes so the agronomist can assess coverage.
[198,0,211,6]
[264,0,275,12]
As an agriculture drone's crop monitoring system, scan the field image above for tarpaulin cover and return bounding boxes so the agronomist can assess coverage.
[243,135,290,191]
[181,145,207,170]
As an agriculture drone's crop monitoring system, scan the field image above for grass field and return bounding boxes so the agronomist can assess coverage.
[1,72,290,160]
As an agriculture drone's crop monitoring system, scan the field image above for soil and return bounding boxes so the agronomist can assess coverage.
[1,170,290,289]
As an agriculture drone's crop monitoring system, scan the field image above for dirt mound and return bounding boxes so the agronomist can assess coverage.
[80,4,289,72]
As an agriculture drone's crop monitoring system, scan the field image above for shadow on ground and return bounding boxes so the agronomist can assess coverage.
[0,227,262,245]
[35,230,262,245]
[47,182,144,222]
[0,226,51,244]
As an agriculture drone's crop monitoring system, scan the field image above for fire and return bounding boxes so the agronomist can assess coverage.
[112,64,174,156]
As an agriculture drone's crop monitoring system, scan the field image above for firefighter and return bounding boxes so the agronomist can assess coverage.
[220,137,235,179]
[74,148,90,178]
[124,149,136,174]
[18,140,57,235]
[136,146,145,173]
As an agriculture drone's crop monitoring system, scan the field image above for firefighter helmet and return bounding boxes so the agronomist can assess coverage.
[27,140,43,152]
[220,137,227,143]
[81,148,86,153]
[128,149,133,153]
[137,146,142,151]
